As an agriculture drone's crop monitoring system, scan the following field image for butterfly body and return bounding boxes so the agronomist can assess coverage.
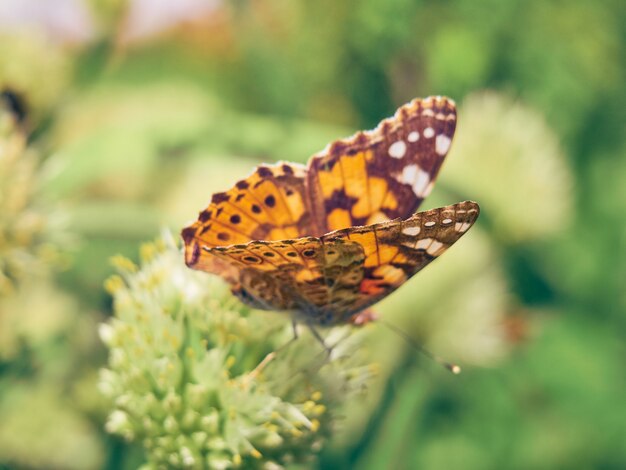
[181,97,479,325]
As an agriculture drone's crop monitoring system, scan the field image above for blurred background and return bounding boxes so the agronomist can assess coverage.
[0,0,624,469]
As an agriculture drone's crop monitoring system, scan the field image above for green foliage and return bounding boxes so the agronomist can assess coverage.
[0,105,64,294]
[0,383,104,470]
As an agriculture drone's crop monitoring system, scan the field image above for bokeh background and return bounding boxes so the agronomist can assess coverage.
[1,0,624,469]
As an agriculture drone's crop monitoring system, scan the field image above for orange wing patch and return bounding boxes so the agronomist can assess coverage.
[308,96,457,234]
[181,162,311,271]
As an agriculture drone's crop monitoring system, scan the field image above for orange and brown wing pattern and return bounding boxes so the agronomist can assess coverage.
[199,236,365,320]
[181,162,312,274]
[180,96,479,326]
[307,96,457,234]
[322,201,480,320]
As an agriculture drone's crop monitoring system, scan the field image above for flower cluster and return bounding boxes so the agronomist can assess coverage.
[100,235,375,469]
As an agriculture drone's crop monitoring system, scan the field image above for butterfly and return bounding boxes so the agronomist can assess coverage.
[181,96,479,328]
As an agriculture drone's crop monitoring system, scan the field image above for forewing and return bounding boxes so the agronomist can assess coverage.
[322,200,480,317]
[181,162,312,273]
[307,96,457,235]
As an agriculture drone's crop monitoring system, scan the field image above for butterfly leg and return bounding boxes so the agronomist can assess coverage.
[269,319,301,356]
[291,319,299,341]
[306,323,332,356]
[244,350,277,383]
[249,321,302,380]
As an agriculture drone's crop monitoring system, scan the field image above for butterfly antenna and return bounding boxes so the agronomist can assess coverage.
[378,319,461,374]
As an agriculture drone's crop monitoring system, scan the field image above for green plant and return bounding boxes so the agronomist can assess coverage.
[100,235,376,469]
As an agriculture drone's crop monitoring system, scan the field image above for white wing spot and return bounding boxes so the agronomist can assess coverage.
[435,134,451,155]
[398,165,431,198]
[408,131,419,142]
[402,226,421,236]
[442,218,453,225]
[424,221,436,228]
[388,140,407,158]
[415,238,433,250]
[423,181,435,198]
[412,169,430,197]
[427,241,444,256]
[399,164,418,185]
[423,127,435,138]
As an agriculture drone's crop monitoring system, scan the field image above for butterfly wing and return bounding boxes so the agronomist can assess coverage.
[307,96,457,235]
[181,97,474,323]
[200,236,365,321]
[182,162,313,273]
[184,198,478,323]
[182,97,456,273]
[322,201,480,320]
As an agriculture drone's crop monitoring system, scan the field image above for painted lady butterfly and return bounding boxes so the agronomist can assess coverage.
[181,96,479,327]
